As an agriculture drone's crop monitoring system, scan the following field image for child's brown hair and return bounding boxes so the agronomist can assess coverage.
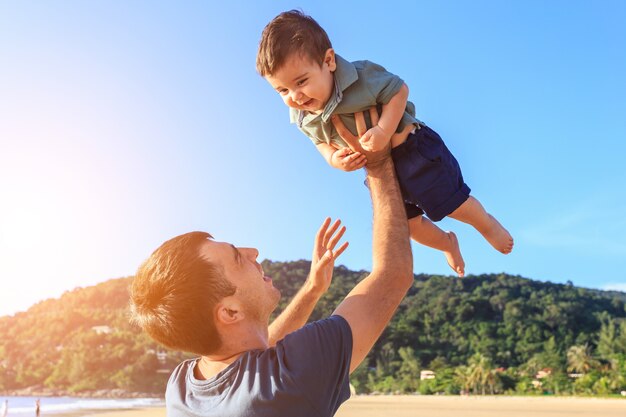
[256,9,332,76]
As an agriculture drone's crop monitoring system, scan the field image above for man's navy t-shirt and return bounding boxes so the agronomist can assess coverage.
[166,315,353,416]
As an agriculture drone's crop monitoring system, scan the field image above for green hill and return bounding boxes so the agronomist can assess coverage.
[1,261,625,396]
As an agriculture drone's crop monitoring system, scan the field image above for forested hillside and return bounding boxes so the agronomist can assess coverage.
[1,261,625,396]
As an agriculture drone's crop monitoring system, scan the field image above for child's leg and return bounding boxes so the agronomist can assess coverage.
[409,215,465,277]
[448,196,514,254]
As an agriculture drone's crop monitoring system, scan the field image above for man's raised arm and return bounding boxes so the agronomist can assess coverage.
[268,218,349,346]
[332,110,414,373]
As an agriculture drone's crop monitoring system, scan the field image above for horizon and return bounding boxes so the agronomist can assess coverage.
[1,1,625,316]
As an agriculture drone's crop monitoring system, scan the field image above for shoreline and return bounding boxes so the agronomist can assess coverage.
[81,409,165,417]
[0,391,162,399]
[0,396,164,417]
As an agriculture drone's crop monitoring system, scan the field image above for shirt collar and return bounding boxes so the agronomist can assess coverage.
[320,55,358,122]
[332,54,359,93]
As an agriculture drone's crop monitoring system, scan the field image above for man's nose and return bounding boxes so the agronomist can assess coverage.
[242,247,259,260]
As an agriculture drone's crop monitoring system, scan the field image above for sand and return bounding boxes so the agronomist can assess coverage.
[336,395,626,417]
[84,409,166,417]
[89,395,626,417]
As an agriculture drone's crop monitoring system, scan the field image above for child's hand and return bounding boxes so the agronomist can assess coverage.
[359,125,392,152]
[330,148,367,171]
[332,109,391,167]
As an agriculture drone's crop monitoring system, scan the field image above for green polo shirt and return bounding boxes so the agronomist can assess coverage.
[289,54,421,148]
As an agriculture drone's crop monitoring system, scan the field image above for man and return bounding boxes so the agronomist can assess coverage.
[130,110,413,416]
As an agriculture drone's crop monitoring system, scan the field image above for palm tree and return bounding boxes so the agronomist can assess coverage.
[566,344,597,374]
[454,365,472,394]
[468,353,494,395]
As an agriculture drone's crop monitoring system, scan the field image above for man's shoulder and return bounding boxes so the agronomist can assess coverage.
[164,317,352,416]
[169,357,196,381]
[279,315,352,358]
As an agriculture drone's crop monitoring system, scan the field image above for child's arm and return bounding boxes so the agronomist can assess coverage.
[360,83,409,152]
[316,142,367,172]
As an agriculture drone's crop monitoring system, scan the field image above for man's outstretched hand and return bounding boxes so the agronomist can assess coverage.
[268,217,348,346]
[308,217,349,295]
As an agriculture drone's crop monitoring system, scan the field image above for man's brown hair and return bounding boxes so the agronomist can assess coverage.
[130,231,236,356]
[256,9,332,76]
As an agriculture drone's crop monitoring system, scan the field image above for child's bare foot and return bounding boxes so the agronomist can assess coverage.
[443,231,465,277]
[482,214,514,254]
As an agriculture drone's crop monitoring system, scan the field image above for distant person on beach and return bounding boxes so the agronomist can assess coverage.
[1,399,7,417]
[257,10,513,277]
[35,398,40,417]
[131,111,413,416]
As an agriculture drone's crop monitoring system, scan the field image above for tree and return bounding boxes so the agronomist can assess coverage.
[597,316,617,360]
[396,347,420,393]
[467,353,498,395]
[567,344,597,374]
[454,365,472,394]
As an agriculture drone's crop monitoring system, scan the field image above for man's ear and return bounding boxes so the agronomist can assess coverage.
[215,296,244,325]
[324,48,336,72]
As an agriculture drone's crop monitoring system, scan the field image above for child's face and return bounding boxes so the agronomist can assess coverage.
[265,49,336,113]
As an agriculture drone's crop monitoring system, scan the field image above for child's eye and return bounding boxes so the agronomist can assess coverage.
[278,89,288,95]
[297,79,307,86]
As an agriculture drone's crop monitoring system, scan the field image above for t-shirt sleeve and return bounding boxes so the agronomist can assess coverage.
[359,60,405,104]
[276,315,353,416]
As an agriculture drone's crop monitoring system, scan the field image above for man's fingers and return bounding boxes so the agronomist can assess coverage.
[334,241,349,259]
[332,116,361,153]
[317,249,333,267]
[355,111,367,137]
[369,107,380,127]
[327,225,346,251]
[315,217,332,248]
[331,116,355,141]
[323,219,341,247]
[321,241,348,266]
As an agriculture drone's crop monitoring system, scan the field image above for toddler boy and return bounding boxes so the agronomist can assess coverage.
[256,10,513,276]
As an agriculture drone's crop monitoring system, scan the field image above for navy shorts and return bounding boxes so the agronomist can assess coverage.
[391,125,471,221]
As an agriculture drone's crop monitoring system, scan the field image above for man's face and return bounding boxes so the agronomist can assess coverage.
[199,239,280,322]
[265,49,336,114]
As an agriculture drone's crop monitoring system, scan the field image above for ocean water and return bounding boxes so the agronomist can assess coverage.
[0,396,164,416]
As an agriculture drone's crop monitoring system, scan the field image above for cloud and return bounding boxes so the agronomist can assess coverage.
[602,283,626,292]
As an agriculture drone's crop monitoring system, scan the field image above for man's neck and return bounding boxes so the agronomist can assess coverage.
[195,322,270,380]
[194,352,244,380]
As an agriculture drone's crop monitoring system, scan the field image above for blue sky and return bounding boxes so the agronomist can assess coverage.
[1,1,625,316]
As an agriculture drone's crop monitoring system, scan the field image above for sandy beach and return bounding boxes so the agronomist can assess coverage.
[90,395,626,417]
